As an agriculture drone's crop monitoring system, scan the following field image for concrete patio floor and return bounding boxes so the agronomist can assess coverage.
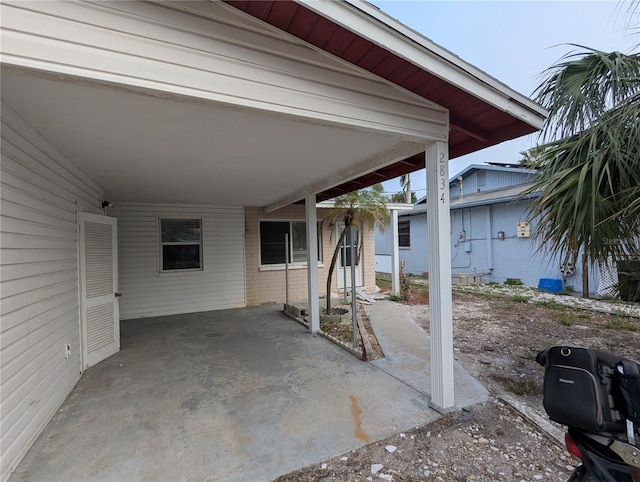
[10,304,440,482]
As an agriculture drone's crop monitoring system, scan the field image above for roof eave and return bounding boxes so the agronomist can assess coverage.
[302,0,547,129]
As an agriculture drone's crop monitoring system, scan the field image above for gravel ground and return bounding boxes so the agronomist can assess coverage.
[275,284,640,482]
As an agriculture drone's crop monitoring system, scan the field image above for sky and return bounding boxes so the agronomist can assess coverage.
[371,1,638,199]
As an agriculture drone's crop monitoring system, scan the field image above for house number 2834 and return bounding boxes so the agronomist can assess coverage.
[439,152,446,204]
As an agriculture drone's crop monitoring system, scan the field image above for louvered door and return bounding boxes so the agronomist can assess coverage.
[79,213,119,369]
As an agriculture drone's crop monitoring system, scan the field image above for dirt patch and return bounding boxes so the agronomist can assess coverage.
[277,283,640,482]
[274,399,572,482]
[319,303,384,361]
[431,290,640,409]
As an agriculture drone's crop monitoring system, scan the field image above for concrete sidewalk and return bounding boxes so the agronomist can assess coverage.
[365,300,488,409]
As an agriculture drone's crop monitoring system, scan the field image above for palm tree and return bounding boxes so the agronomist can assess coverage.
[388,190,417,203]
[525,47,640,296]
[400,174,412,204]
[324,184,389,313]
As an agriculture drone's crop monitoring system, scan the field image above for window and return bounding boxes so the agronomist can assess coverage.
[260,221,321,266]
[159,218,202,271]
[398,220,410,248]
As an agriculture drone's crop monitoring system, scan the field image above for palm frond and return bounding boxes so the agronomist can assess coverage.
[525,90,640,263]
[534,48,640,140]
[327,184,390,232]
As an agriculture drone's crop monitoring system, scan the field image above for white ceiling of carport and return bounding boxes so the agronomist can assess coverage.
[1,69,402,207]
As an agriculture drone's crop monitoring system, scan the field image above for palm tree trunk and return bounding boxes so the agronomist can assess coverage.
[326,225,350,313]
[582,252,589,298]
[405,178,411,204]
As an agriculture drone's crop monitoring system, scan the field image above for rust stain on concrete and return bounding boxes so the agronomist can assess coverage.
[349,395,370,443]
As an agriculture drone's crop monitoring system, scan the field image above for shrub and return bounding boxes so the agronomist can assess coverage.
[504,278,523,286]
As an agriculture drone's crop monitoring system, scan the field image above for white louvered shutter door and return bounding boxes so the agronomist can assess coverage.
[80,213,119,368]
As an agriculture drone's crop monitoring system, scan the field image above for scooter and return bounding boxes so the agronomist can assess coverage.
[536,347,640,482]
[564,422,639,481]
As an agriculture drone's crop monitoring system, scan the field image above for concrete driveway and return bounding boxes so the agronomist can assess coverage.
[11,304,438,482]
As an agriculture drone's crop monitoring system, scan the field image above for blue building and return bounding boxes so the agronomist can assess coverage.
[376,164,603,294]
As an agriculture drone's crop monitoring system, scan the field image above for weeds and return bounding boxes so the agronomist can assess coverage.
[554,312,576,326]
[510,295,531,303]
[558,286,575,295]
[388,294,402,302]
[605,316,639,332]
[421,285,429,299]
[509,379,536,396]
[533,300,564,310]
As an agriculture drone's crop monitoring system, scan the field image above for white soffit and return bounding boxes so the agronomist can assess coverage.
[1,68,409,207]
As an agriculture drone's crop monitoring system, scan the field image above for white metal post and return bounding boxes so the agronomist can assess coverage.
[425,141,455,409]
[391,209,400,295]
[305,194,320,333]
[285,233,290,308]
[350,225,358,348]
[343,240,348,303]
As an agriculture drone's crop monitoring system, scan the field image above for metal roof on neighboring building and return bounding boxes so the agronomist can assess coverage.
[406,183,539,216]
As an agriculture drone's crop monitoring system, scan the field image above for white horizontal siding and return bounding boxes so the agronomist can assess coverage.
[114,203,245,320]
[1,1,448,140]
[0,102,103,482]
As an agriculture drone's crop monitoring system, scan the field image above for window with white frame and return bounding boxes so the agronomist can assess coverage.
[398,220,410,248]
[259,221,321,266]
[159,218,203,271]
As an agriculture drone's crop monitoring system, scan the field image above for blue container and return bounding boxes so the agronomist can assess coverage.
[538,278,563,293]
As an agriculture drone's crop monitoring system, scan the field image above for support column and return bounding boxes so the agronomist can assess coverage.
[305,194,320,333]
[425,141,455,409]
[390,209,400,295]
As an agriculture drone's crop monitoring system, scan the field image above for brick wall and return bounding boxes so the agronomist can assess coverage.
[244,205,377,305]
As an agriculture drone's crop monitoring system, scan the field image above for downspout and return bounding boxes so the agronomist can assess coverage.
[485,206,493,273]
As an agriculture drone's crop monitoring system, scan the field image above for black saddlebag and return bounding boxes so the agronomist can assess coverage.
[536,346,625,433]
[616,358,640,425]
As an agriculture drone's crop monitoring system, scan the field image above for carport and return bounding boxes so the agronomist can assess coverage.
[0,1,546,480]
[10,305,440,481]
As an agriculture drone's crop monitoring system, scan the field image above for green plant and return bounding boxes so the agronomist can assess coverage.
[524,46,640,296]
[558,285,576,295]
[510,295,531,303]
[325,185,389,313]
[388,294,402,302]
[555,312,576,326]
[508,378,536,396]
[524,350,539,361]
[504,278,524,286]
[486,281,500,286]
[421,285,429,299]
[605,316,639,332]
[534,300,565,310]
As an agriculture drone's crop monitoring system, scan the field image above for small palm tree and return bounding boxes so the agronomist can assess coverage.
[325,185,389,313]
[525,47,640,296]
